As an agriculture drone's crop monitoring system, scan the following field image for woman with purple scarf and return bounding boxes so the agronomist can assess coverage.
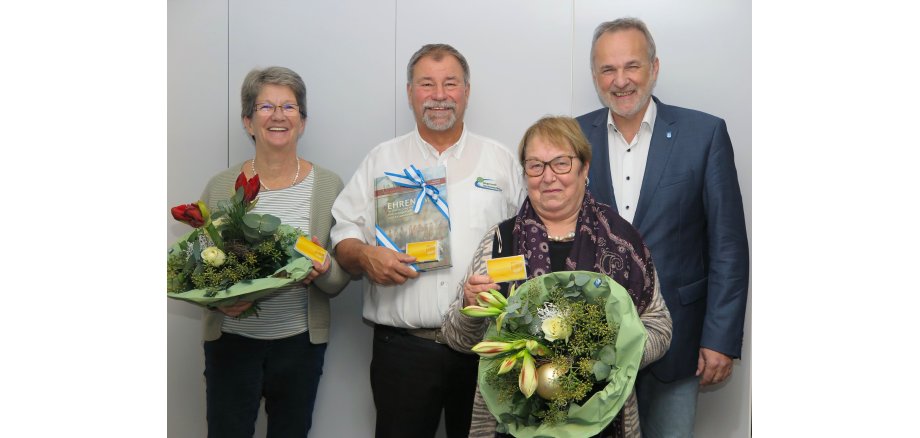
[441,116,672,438]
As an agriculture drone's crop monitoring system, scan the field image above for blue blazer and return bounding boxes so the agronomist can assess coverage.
[577,97,749,382]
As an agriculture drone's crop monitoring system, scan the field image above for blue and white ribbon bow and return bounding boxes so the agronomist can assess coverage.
[375,225,418,272]
[384,165,451,228]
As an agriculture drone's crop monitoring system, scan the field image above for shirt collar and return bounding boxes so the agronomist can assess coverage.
[413,124,468,160]
[607,98,658,133]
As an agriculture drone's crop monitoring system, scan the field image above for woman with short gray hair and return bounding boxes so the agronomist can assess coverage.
[196,66,350,437]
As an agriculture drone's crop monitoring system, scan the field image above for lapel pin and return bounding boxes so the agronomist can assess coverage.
[666,131,672,138]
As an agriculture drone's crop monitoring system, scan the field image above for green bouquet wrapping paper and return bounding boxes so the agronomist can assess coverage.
[166,224,312,308]
[475,271,647,438]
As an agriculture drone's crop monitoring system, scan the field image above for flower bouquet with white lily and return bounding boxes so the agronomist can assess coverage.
[167,172,312,318]
[461,271,647,437]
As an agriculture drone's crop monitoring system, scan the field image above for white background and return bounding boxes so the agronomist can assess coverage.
[9,1,920,437]
[167,1,751,437]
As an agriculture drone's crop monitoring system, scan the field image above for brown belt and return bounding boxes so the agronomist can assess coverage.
[406,328,446,344]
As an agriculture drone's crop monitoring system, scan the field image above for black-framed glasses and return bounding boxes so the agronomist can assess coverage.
[524,155,577,177]
[254,102,300,115]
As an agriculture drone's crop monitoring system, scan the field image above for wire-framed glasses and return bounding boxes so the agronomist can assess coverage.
[254,102,300,115]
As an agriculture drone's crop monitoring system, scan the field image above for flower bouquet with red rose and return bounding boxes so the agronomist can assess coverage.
[167,172,312,317]
[461,271,647,437]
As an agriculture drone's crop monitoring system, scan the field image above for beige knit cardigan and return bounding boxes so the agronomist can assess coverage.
[198,162,351,344]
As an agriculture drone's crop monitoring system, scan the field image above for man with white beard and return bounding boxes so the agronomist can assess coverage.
[331,43,524,438]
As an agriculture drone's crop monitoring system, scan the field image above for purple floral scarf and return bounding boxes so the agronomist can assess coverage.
[512,191,654,314]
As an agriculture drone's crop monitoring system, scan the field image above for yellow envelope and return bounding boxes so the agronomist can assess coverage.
[486,255,527,283]
[294,235,329,265]
[406,240,441,262]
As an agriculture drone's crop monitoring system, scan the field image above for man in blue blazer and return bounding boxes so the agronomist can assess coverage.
[577,18,749,437]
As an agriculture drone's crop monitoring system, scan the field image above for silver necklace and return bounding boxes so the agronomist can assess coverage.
[251,157,300,190]
[547,231,576,242]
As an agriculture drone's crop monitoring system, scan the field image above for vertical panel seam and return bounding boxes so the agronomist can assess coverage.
[226,0,231,168]
[570,0,575,116]
[394,0,399,138]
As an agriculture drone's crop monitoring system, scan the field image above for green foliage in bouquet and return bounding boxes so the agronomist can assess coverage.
[166,228,299,295]
[462,271,647,438]
[167,172,311,317]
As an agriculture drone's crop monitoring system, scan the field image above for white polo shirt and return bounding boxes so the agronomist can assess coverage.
[331,125,525,328]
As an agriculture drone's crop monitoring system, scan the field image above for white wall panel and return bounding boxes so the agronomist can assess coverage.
[167,1,229,437]
[228,0,397,180]
[395,0,573,151]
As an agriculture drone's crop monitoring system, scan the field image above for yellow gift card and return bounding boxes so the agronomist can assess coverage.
[295,235,329,264]
[406,240,441,263]
[486,255,527,283]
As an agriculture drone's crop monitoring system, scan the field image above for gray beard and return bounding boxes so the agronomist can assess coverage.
[597,78,657,119]
[422,110,457,131]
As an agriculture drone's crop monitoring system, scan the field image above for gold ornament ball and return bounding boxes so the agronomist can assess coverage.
[536,363,565,400]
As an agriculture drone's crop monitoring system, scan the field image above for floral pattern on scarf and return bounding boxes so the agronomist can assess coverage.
[511,191,654,314]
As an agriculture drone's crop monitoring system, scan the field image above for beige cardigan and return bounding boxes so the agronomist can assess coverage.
[198,162,351,344]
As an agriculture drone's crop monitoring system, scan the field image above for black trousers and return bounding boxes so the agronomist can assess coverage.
[371,325,479,438]
[203,331,326,438]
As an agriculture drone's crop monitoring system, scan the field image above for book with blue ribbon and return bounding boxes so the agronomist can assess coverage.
[374,165,452,272]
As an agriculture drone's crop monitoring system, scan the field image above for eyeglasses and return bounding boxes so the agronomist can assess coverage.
[523,155,577,177]
[254,102,300,115]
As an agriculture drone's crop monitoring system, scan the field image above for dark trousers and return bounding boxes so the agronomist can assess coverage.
[371,325,479,438]
[203,331,327,438]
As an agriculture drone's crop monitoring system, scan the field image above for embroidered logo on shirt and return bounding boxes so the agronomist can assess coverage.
[474,177,502,192]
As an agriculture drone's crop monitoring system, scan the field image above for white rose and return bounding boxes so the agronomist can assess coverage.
[201,246,226,267]
[541,316,571,342]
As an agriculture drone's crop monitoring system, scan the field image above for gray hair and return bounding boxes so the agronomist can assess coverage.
[240,66,307,120]
[590,17,657,68]
[406,44,470,84]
